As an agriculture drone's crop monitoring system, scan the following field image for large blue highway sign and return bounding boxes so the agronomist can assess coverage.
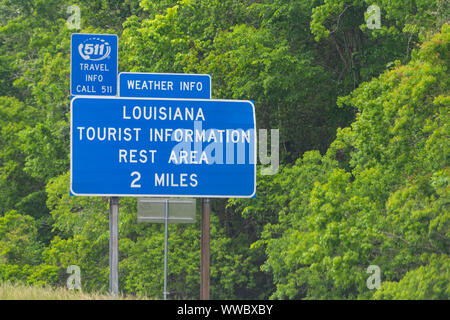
[119,72,211,99]
[71,33,118,96]
[70,97,256,197]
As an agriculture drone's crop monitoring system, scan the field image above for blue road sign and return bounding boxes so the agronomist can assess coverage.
[119,72,211,99]
[70,97,256,198]
[71,33,118,96]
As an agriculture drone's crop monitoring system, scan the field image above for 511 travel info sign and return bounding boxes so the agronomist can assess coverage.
[71,33,118,96]
[70,97,256,198]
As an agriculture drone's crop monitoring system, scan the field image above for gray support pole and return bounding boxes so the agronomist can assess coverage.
[163,199,169,300]
[200,198,210,300]
[109,197,119,297]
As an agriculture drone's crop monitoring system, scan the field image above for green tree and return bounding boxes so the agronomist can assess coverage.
[0,0,447,299]
[374,254,450,300]
[234,23,449,299]
[0,210,42,265]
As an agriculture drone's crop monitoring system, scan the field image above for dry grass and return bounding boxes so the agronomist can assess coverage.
[0,282,147,300]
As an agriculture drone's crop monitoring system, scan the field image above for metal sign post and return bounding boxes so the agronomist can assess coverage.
[137,198,196,299]
[163,199,169,300]
[200,198,210,300]
[109,197,119,297]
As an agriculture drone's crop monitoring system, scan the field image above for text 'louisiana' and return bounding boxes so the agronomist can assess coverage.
[123,105,205,121]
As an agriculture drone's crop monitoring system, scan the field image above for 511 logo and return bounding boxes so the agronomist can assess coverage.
[78,37,111,61]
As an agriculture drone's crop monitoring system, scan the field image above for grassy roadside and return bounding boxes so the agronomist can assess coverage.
[0,282,147,300]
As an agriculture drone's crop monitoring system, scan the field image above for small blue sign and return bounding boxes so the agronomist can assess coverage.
[71,97,256,198]
[71,33,118,96]
[119,73,211,99]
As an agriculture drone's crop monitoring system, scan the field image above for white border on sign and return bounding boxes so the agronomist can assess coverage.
[70,96,257,198]
[70,33,119,96]
[118,72,212,99]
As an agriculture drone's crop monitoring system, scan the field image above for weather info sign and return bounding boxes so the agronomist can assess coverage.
[71,33,118,96]
[119,72,211,99]
[70,97,256,198]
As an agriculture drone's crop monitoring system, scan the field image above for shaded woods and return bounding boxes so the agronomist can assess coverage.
[0,0,448,299]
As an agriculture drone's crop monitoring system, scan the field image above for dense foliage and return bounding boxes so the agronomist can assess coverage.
[0,0,448,299]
